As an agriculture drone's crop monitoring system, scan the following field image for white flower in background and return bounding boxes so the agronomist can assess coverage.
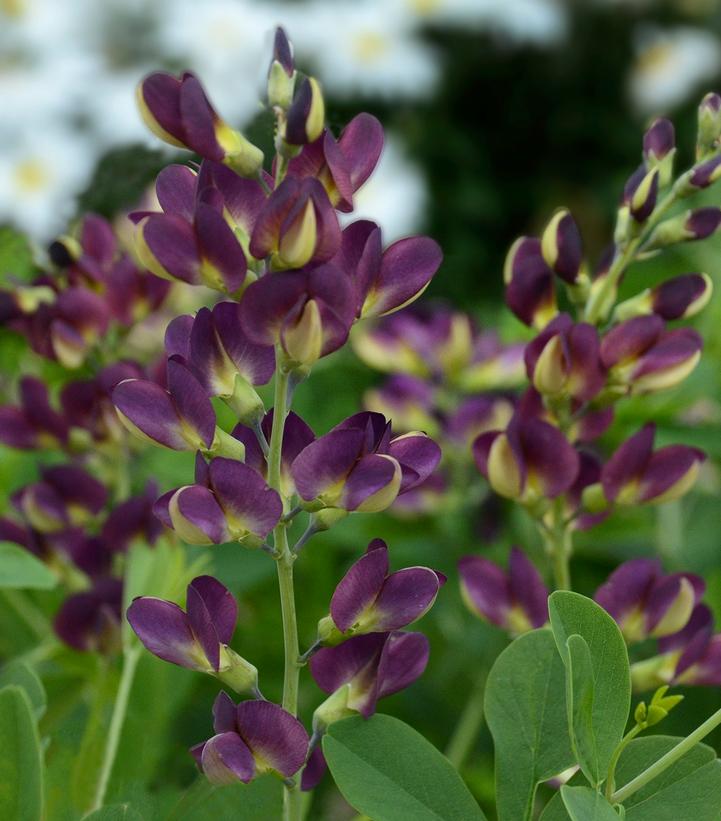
[286,1,440,99]
[629,26,721,113]
[0,130,96,241]
[343,135,428,241]
[156,0,277,125]
[395,0,566,44]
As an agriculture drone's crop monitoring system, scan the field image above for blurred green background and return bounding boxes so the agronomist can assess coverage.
[5,1,721,818]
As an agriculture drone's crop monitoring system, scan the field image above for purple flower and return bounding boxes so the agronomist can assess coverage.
[601,315,702,394]
[473,411,580,502]
[684,207,721,240]
[54,578,123,653]
[113,357,216,451]
[317,539,445,645]
[635,273,712,321]
[688,154,721,189]
[540,209,583,284]
[291,411,441,513]
[136,71,263,176]
[249,177,340,270]
[595,559,704,643]
[231,411,315,498]
[524,314,606,402]
[285,77,325,146]
[643,117,675,164]
[127,575,259,692]
[154,455,282,546]
[301,746,327,792]
[601,423,705,506]
[504,237,557,328]
[100,483,163,552]
[334,221,442,319]
[310,631,429,720]
[445,396,516,448]
[458,547,548,634]
[190,693,309,785]
[287,113,384,212]
[165,303,274,400]
[0,377,68,450]
[239,263,355,366]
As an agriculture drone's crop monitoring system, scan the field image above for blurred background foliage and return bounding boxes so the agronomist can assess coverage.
[4,0,721,818]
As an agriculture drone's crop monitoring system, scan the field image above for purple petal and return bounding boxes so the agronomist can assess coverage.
[43,465,107,514]
[201,732,256,784]
[519,416,580,498]
[637,445,705,503]
[600,315,664,368]
[140,213,201,284]
[194,201,247,293]
[236,700,309,777]
[508,547,549,628]
[179,73,223,161]
[164,314,193,360]
[594,559,659,622]
[113,379,187,449]
[212,690,238,734]
[310,633,386,694]
[188,575,237,646]
[207,458,282,539]
[340,453,400,512]
[372,567,443,630]
[301,746,327,791]
[156,164,197,219]
[210,302,275,386]
[330,544,389,632]
[172,485,229,544]
[292,428,366,502]
[138,72,184,144]
[376,631,430,701]
[238,270,308,346]
[166,356,216,449]
[339,113,384,192]
[126,597,200,668]
[458,556,510,626]
[387,433,441,492]
[601,424,655,502]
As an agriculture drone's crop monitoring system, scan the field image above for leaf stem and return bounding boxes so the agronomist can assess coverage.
[540,498,573,591]
[445,672,487,769]
[605,724,641,801]
[611,705,721,805]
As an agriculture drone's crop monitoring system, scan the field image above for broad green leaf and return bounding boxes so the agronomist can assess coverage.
[0,542,57,589]
[82,805,144,820]
[541,735,721,821]
[0,227,35,281]
[167,776,283,820]
[549,591,630,786]
[0,661,46,718]
[560,786,620,820]
[484,629,574,821]
[323,713,486,821]
[0,685,44,820]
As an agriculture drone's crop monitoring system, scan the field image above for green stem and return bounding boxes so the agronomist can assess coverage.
[611,706,721,805]
[1,589,51,639]
[268,356,303,821]
[540,499,573,591]
[605,724,641,801]
[445,672,487,769]
[90,644,142,812]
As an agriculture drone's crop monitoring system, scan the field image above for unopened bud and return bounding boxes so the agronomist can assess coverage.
[278,199,317,269]
[209,428,246,461]
[541,208,583,284]
[650,577,696,638]
[48,235,81,267]
[283,299,323,365]
[227,375,265,426]
[268,27,295,109]
[487,434,522,500]
[628,167,659,222]
[217,126,265,178]
[581,482,608,515]
[216,645,259,694]
[312,684,354,733]
[285,77,325,146]
[697,92,721,159]
[643,117,675,186]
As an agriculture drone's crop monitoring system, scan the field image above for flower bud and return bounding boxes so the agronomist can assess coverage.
[267,27,295,109]
[312,685,354,733]
[697,92,721,159]
[541,208,583,284]
[684,154,721,193]
[645,207,721,250]
[614,273,712,322]
[285,77,325,146]
[643,117,675,186]
[624,166,659,223]
[503,236,556,328]
[216,646,260,695]
[282,298,323,366]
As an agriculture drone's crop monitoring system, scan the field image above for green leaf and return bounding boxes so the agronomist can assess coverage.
[541,736,721,821]
[323,713,486,821]
[82,805,144,820]
[0,542,57,589]
[549,591,631,786]
[0,227,35,281]
[167,776,283,820]
[560,786,620,820]
[0,685,44,820]
[0,661,46,718]
[484,629,574,821]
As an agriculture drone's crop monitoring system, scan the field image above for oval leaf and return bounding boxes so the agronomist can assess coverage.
[0,662,46,719]
[0,542,56,589]
[83,805,144,821]
[549,591,630,786]
[560,786,620,820]
[323,713,486,821]
[485,629,574,821]
[0,685,44,821]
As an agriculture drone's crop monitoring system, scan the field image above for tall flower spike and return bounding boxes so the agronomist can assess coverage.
[291,412,441,513]
[127,576,259,693]
[137,71,264,176]
[601,315,702,395]
[473,412,580,503]
[595,559,704,643]
[154,455,282,547]
[310,631,429,722]
[191,693,309,785]
[504,236,557,328]
[600,423,705,506]
[458,547,549,635]
[316,539,445,645]
[113,357,216,452]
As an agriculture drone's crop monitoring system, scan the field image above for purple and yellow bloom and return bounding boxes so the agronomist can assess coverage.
[600,423,705,506]
[239,263,356,366]
[54,578,123,653]
[128,575,259,692]
[335,220,442,319]
[458,547,548,634]
[154,455,282,547]
[113,357,216,452]
[310,630,429,721]
[600,315,702,394]
[249,177,341,271]
[100,483,163,552]
[623,165,659,222]
[541,209,584,284]
[0,377,69,450]
[595,559,704,643]
[190,693,309,785]
[136,71,264,176]
[473,412,580,503]
[287,113,384,212]
[524,314,606,402]
[687,154,721,190]
[504,236,557,328]
[285,77,325,146]
[316,539,445,645]
[615,273,712,322]
[291,411,440,513]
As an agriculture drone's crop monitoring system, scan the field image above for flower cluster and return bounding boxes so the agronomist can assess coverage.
[353,304,524,514]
